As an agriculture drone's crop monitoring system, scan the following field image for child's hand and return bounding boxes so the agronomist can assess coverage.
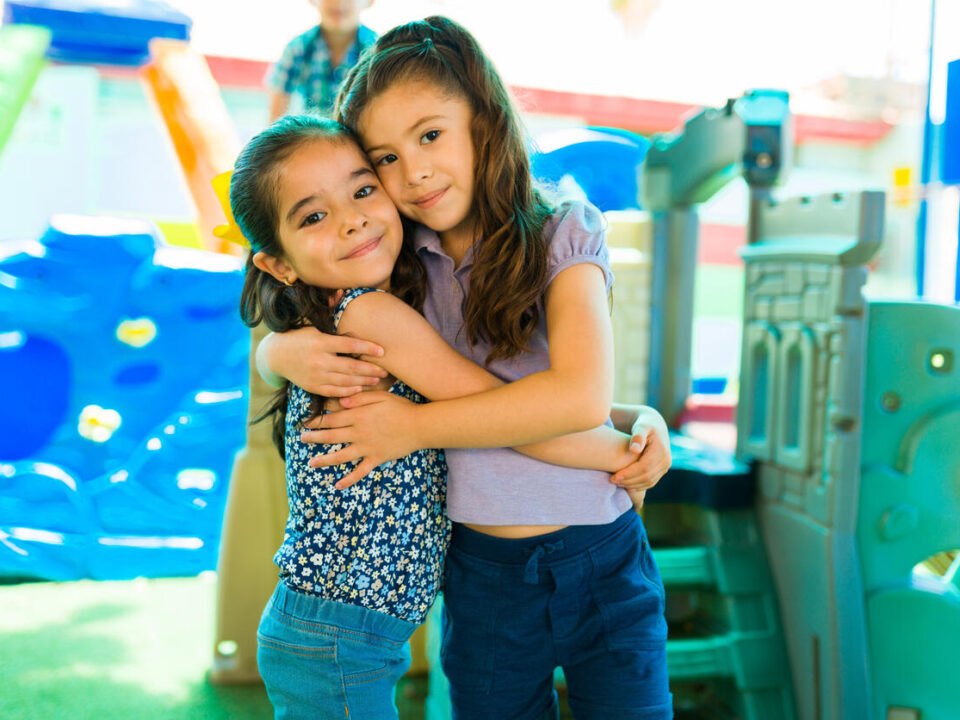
[626,487,647,511]
[266,325,388,397]
[610,424,671,494]
[300,390,422,489]
[328,289,345,308]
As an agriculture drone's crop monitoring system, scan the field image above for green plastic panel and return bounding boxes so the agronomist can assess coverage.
[0,24,49,155]
[859,301,960,720]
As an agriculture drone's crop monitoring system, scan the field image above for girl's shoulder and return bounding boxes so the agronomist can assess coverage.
[544,200,606,242]
[333,288,414,337]
[542,201,612,288]
[332,288,385,331]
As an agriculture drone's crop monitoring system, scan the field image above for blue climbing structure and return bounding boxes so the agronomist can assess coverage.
[0,216,249,580]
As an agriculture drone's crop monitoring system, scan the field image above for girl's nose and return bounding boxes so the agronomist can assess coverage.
[406,163,433,186]
[343,214,369,235]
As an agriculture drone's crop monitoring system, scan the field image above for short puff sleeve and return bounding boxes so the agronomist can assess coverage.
[544,201,613,292]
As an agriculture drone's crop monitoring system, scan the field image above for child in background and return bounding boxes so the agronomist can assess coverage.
[227,114,664,720]
[267,0,376,121]
[261,17,674,719]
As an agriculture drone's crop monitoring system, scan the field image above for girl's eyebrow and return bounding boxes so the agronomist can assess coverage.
[364,115,445,154]
[285,194,319,224]
[285,167,376,223]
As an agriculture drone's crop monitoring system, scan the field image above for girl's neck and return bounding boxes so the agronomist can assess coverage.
[439,218,478,268]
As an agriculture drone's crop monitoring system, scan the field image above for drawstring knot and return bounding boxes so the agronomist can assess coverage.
[522,540,565,584]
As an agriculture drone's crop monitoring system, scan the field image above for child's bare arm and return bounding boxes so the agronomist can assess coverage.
[308,265,618,486]
[332,290,632,476]
[257,327,387,396]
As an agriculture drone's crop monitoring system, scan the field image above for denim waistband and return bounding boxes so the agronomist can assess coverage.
[450,509,640,567]
[271,581,417,645]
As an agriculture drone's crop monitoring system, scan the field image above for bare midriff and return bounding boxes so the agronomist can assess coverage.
[463,523,568,539]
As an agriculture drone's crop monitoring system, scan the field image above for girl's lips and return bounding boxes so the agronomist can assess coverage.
[413,187,447,209]
[343,236,381,259]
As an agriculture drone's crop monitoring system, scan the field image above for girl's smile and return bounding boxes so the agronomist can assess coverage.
[256,138,403,291]
[342,235,382,259]
[413,187,448,210]
[358,80,478,255]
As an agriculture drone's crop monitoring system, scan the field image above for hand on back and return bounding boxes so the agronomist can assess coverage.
[267,325,387,397]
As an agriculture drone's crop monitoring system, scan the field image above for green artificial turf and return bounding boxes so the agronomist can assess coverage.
[0,575,426,720]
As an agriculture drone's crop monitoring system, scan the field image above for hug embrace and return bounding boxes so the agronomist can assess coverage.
[225,15,674,720]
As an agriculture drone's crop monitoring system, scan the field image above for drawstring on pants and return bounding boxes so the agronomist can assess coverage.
[523,540,565,584]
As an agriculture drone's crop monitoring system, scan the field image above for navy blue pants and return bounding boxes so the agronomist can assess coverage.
[440,509,672,720]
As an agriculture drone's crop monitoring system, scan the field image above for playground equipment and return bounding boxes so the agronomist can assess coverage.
[738,189,960,720]
[139,38,283,682]
[531,126,651,213]
[630,90,798,720]
[642,89,792,425]
[0,215,248,580]
[0,8,251,581]
[738,190,880,719]
[3,0,190,66]
[141,38,242,256]
[0,23,49,155]
[636,88,960,719]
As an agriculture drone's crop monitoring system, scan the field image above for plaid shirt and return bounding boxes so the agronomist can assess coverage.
[266,24,377,116]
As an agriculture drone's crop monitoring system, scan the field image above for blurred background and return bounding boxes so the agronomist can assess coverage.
[1,2,959,719]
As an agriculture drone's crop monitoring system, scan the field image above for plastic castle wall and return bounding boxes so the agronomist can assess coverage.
[736,191,882,719]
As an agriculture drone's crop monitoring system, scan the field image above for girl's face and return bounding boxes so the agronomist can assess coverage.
[357,80,476,249]
[256,138,402,291]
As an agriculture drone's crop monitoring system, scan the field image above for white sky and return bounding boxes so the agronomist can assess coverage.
[169,0,958,116]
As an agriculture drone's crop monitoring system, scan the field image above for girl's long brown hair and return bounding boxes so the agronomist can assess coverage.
[336,16,552,364]
[232,115,425,455]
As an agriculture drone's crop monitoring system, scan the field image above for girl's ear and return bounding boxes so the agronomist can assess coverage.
[253,251,298,286]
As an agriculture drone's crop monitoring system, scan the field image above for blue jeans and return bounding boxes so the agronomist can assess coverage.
[441,510,672,720]
[257,582,417,719]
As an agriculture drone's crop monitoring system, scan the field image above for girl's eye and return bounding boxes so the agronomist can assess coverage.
[301,211,325,228]
[354,185,375,199]
[421,130,440,144]
[376,153,397,166]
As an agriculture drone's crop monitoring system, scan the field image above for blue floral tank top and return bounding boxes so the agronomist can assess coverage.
[275,288,450,624]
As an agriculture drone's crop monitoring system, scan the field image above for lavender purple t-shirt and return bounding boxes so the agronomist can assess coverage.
[413,201,632,526]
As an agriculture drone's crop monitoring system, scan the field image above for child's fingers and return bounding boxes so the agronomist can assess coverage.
[316,384,365,398]
[627,488,647,509]
[338,390,393,408]
[308,446,357,468]
[618,455,672,487]
[629,431,648,455]
[334,459,378,490]
[329,334,385,360]
[302,428,352,446]
[327,289,345,308]
[611,449,671,486]
[329,355,388,379]
[303,407,353,430]
[616,473,660,490]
